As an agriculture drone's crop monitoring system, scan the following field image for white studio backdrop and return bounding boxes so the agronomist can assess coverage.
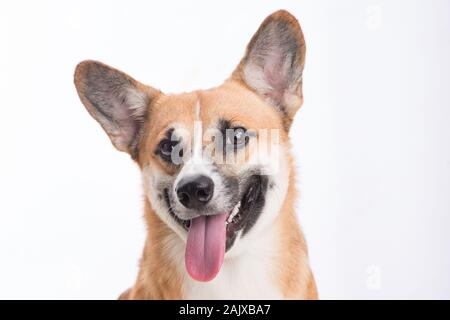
[0,0,449,299]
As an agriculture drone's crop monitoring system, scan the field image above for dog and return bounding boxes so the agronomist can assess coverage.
[74,10,317,299]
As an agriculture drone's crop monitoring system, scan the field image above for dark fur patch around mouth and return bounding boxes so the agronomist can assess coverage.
[225,175,268,250]
[241,175,268,235]
[162,175,268,251]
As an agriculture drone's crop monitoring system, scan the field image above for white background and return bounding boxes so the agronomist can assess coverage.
[0,0,449,299]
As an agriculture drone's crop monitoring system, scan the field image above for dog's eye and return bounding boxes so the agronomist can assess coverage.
[157,139,180,162]
[226,127,249,150]
[233,127,247,146]
[160,140,173,155]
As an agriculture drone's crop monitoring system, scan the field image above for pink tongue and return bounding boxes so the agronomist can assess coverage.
[185,213,228,282]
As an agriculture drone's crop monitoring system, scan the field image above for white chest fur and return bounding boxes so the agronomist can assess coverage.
[164,228,283,300]
[182,254,283,300]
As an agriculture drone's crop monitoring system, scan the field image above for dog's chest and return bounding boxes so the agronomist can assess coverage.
[181,252,282,299]
[163,225,284,299]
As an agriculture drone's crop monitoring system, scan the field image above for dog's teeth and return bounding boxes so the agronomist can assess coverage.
[233,202,241,215]
[227,201,241,223]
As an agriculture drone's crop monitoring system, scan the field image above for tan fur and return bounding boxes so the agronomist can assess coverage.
[274,153,317,299]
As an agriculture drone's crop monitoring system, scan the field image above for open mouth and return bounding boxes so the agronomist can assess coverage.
[163,175,266,282]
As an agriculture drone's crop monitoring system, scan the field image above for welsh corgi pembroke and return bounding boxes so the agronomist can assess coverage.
[74,10,317,299]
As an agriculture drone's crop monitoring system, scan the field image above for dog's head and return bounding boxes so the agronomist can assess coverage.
[74,10,305,282]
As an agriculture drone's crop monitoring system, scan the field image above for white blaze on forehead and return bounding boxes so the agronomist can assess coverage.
[174,100,210,183]
[192,101,203,162]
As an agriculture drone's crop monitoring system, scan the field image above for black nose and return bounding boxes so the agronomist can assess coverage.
[176,175,214,209]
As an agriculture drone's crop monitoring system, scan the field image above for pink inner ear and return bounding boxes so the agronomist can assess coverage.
[262,48,289,105]
[109,92,140,149]
[239,15,305,114]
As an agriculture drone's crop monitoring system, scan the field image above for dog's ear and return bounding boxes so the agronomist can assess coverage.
[74,61,160,158]
[231,10,306,130]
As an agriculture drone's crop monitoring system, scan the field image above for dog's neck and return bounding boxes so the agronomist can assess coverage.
[129,175,312,299]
